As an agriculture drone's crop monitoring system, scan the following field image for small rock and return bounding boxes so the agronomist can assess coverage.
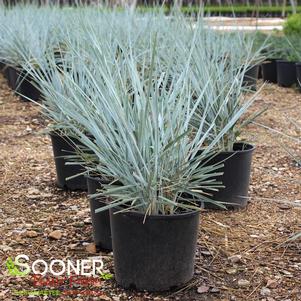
[238,279,250,287]
[228,255,242,264]
[197,285,210,294]
[69,243,78,250]
[27,187,40,195]
[6,218,15,225]
[0,245,13,252]
[266,279,278,289]
[210,287,220,293]
[260,287,271,296]
[278,204,292,210]
[86,243,97,254]
[200,250,212,256]
[47,216,54,223]
[226,268,237,275]
[25,230,38,238]
[48,230,62,240]
[73,222,84,228]
[84,218,91,224]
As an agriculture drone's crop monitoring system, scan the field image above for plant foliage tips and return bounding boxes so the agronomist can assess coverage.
[284,13,301,36]
[20,11,266,215]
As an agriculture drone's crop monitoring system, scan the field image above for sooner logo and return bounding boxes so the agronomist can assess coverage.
[6,255,105,277]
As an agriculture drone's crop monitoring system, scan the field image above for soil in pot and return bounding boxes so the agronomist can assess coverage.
[86,176,112,251]
[276,60,297,87]
[295,63,301,90]
[50,132,87,191]
[243,65,259,91]
[262,59,278,83]
[110,209,200,292]
[202,143,255,210]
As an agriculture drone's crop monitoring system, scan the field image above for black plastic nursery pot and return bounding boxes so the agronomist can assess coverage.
[0,61,5,72]
[50,132,87,191]
[86,176,112,251]
[4,66,41,101]
[262,59,278,83]
[3,65,9,80]
[243,65,259,91]
[257,64,262,79]
[6,66,19,90]
[203,143,255,210]
[18,70,41,102]
[110,209,200,291]
[295,63,301,90]
[276,60,297,87]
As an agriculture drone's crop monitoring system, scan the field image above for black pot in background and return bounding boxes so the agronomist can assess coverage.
[3,65,9,80]
[203,143,255,210]
[262,59,278,83]
[3,65,40,101]
[258,64,262,79]
[49,132,87,191]
[0,61,5,72]
[295,63,301,90]
[86,176,112,251]
[276,60,297,87]
[6,66,19,90]
[243,65,259,91]
[18,70,41,101]
[110,209,199,291]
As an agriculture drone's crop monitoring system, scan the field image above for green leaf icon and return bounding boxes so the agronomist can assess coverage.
[6,257,28,277]
[100,272,113,280]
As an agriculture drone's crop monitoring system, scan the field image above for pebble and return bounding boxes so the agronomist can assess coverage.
[228,255,242,264]
[84,217,91,224]
[226,268,237,275]
[260,287,271,296]
[238,279,250,287]
[0,245,13,252]
[85,243,97,254]
[197,285,209,294]
[48,230,62,240]
[25,230,38,238]
[6,218,16,224]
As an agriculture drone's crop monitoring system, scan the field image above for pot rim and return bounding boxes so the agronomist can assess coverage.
[262,58,279,63]
[110,207,200,220]
[276,59,296,64]
[49,131,94,143]
[216,142,255,155]
[85,174,113,185]
[49,130,69,138]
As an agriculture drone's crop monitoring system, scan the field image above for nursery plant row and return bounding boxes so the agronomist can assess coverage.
[140,5,301,17]
[0,5,292,292]
[254,32,301,88]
